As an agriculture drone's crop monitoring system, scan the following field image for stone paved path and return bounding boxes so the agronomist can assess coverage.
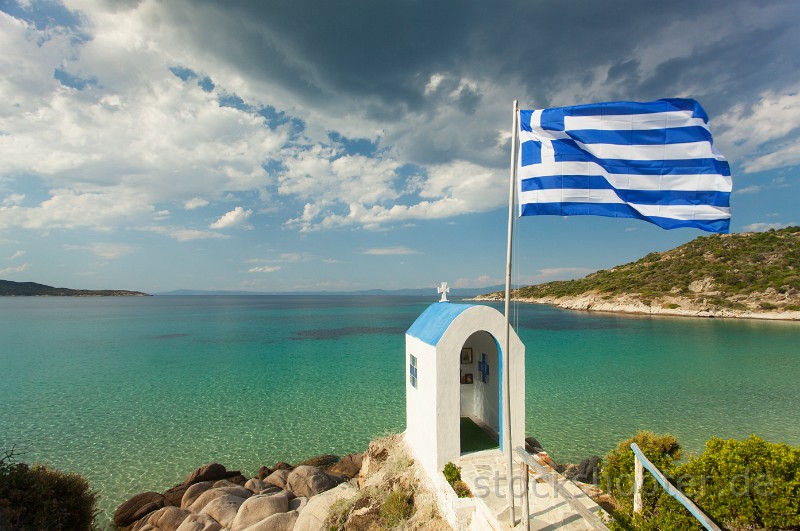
[456,450,607,530]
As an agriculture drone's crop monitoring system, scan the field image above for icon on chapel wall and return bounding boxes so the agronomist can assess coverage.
[460,347,473,364]
[461,373,473,384]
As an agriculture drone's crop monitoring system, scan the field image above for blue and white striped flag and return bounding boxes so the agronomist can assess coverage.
[517,99,732,233]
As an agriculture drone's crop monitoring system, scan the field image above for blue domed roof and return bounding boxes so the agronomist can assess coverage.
[406,302,475,347]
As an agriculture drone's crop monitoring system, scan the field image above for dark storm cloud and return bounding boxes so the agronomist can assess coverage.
[148,0,799,107]
[93,0,800,170]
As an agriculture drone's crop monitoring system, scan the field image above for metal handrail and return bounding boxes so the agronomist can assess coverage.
[630,443,721,531]
[514,447,610,531]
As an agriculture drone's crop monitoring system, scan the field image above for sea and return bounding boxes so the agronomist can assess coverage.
[1,295,799,525]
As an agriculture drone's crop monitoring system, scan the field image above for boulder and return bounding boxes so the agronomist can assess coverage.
[271,461,293,471]
[212,479,240,489]
[257,466,272,480]
[244,478,267,493]
[286,465,341,498]
[188,486,251,513]
[296,454,339,468]
[259,485,283,495]
[294,482,359,531]
[183,463,228,485]
[572,455,601,484]
[289,496,308,512]
[225,473,248,486]
[264,469,290,489]
[199,494,246,529]
[133,506,192,531]
[163,483,191,507]
[329,453,363,478]
[114,491,167,527]
[525,436,544,454]
[175,512,223,531]
[181,481,213,509]
[230,492,290,530]
[240,510,299,531]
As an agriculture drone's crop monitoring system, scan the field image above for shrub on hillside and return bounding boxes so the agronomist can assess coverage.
[0,449,98,531]
[676,435,800,530]
[600,433,800,530]
[600,431,683,529]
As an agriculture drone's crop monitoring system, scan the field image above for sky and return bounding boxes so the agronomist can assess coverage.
[1,0,799,293]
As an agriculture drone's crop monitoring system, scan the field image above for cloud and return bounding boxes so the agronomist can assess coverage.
[246,252,310,264]
[248,265,281,273]
[362,246,421,255]
[63,243,135,259]
[184,198,209,210]
[141,225,229,241]
[1,194,25,207]
[1,0,800,238]
[743,222,796,232]
[209,206,253,229]
[0,262,30,275]
[716,89,800,173]
[0,188,153,231]
[8,250,26,260]
[735,185,762,195]
[0,7,286,232]
[286,160,505,231]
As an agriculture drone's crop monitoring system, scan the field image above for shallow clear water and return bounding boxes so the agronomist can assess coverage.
[1,295,798,525]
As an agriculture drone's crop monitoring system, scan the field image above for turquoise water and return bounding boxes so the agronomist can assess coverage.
[1,296,799,525]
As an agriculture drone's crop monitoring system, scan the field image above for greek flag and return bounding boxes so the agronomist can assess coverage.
[517,99,731,233]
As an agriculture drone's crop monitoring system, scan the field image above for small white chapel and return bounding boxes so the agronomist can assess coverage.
[403,284,526,527]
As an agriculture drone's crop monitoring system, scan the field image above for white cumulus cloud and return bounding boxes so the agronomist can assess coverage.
[248,265,281,273]
[184,198,209,210]
[209,207,253,230]
[0,263,30,275]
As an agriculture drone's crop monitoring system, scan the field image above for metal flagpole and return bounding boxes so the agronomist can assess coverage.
[503,100,520,526]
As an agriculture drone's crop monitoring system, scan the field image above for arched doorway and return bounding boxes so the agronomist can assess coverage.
[459,330,500,454]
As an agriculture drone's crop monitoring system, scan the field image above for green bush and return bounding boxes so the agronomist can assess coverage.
[601,433,800,530]
[0,451,98,531]
[676,435,800,530]
[442,462,471,497]
[452,480,472,498]
[443,462,461,485]
[600,431,682,525]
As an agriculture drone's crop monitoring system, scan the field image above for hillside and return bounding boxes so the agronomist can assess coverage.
[480,226,800,319]
[0,280,149,297]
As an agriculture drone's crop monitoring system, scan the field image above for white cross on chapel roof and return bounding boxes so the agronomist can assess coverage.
[437,281,450,302]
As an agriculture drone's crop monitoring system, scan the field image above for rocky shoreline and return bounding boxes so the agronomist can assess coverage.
[472,293,800,321]
[112,435,449,531]
[111,434,605,531]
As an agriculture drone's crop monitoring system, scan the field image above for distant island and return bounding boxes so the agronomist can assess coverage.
[0,280,149,297]
[477,226,800,320]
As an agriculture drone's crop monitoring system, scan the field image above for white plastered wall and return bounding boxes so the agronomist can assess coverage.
[460,330,500,434]
[405,304,525,480]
